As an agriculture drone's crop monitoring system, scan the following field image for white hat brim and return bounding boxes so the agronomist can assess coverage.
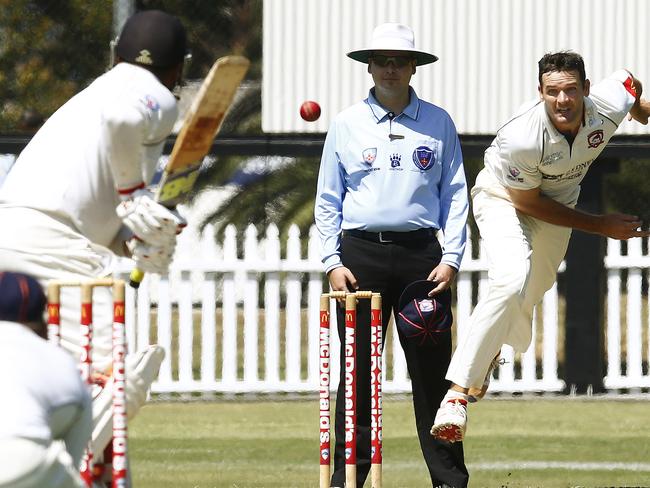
[347,48,438,66]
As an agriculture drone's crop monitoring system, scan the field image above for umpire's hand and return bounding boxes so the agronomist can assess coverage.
[327,266,358,294]
[427,263,458,295]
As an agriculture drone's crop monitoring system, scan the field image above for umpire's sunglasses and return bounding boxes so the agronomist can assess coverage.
[370,55,415,67]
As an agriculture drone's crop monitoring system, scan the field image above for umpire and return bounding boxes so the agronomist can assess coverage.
[314,23,469,488]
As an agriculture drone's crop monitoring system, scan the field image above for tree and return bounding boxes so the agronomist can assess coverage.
[136,0,262,81]
[0,1,112,130]
[198,155,319,240]
[0,0,262,130]
[606,159,650,228]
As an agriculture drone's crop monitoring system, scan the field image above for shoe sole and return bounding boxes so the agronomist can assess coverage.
[430,422,465,443]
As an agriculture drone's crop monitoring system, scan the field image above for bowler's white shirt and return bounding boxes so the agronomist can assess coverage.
[479,70,636,206]
[0,63,178,248]
[0,321,90,442]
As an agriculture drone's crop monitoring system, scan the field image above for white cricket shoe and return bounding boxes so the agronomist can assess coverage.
[430,398,468,443]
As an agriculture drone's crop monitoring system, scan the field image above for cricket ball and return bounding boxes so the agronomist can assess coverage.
[300,100,321,122]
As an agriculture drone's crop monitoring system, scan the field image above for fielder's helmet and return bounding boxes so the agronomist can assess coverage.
[116,10,187,68]
[0,271,46,324]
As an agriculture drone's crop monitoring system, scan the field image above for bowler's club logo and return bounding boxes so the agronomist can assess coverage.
[587,129,604,148]
[412,145,435,170]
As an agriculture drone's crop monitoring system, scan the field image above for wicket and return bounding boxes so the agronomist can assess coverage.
[47,278,128,488]
[319,291,383,488]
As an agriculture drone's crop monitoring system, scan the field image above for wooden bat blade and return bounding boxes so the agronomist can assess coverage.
[129,55,249,289]
[156,55,250,206]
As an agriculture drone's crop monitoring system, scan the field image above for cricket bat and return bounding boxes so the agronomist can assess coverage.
[129,55,250,288]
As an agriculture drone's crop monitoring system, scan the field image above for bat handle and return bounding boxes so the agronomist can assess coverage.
[129,268,145,289]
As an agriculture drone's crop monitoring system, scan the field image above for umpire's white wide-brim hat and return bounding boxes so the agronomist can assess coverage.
[347,23,438,66]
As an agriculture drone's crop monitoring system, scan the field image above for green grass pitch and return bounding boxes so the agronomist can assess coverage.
[129,397,650,487]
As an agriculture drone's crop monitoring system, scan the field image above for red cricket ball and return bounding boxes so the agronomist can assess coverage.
[300,100,321,122]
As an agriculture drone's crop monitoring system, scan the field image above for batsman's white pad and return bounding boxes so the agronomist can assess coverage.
[91,345,164,454]
[0,438,85,488]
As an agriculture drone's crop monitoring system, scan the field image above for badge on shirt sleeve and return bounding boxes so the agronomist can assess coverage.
[507,166,524,183]
[141,94,160,112]
[362,147,377,165]
[412,145,436,170]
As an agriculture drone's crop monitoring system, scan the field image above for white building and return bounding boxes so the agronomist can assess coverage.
[262,0,650,135]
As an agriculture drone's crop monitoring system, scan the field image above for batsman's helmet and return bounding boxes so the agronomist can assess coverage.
[116,10,187,68]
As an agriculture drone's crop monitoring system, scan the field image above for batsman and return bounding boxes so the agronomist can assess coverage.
[0,9,189,484]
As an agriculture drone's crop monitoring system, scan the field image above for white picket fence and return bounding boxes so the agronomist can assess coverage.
[114,224,649,395]
[605,238,650,390]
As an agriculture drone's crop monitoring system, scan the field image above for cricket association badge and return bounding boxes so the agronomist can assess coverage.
[412,145,436,170]
[362,147,377,165]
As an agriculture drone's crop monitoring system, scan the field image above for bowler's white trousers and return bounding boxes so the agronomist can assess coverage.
[446,184,571,389]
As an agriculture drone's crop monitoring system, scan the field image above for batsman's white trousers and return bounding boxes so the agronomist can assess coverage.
[446,185,571,389]
[0,207,164,455]
[0,207,120,371]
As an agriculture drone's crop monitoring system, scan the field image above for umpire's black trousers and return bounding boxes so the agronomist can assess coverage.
[331,231,469,488]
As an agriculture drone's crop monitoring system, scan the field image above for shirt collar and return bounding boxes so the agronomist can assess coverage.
[366,87,421,123]
[541,96,595,143]
[541,102,564,144]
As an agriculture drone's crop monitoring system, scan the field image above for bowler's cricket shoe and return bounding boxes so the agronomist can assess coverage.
[430,398,467,442]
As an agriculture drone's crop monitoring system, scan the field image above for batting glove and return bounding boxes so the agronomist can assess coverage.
[125,238,176,275]
[116,189,186,246]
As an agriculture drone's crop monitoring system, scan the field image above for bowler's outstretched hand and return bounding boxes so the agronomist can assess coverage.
[598,213,650,240]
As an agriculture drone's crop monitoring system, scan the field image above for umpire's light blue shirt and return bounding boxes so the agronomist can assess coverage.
[315,88,469,273]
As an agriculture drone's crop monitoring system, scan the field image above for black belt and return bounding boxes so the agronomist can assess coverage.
[344,228,435,243]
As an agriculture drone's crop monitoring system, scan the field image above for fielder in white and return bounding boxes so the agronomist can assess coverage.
[0,9,189,480]
[430,51,650,443]
[0,272,92,488]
